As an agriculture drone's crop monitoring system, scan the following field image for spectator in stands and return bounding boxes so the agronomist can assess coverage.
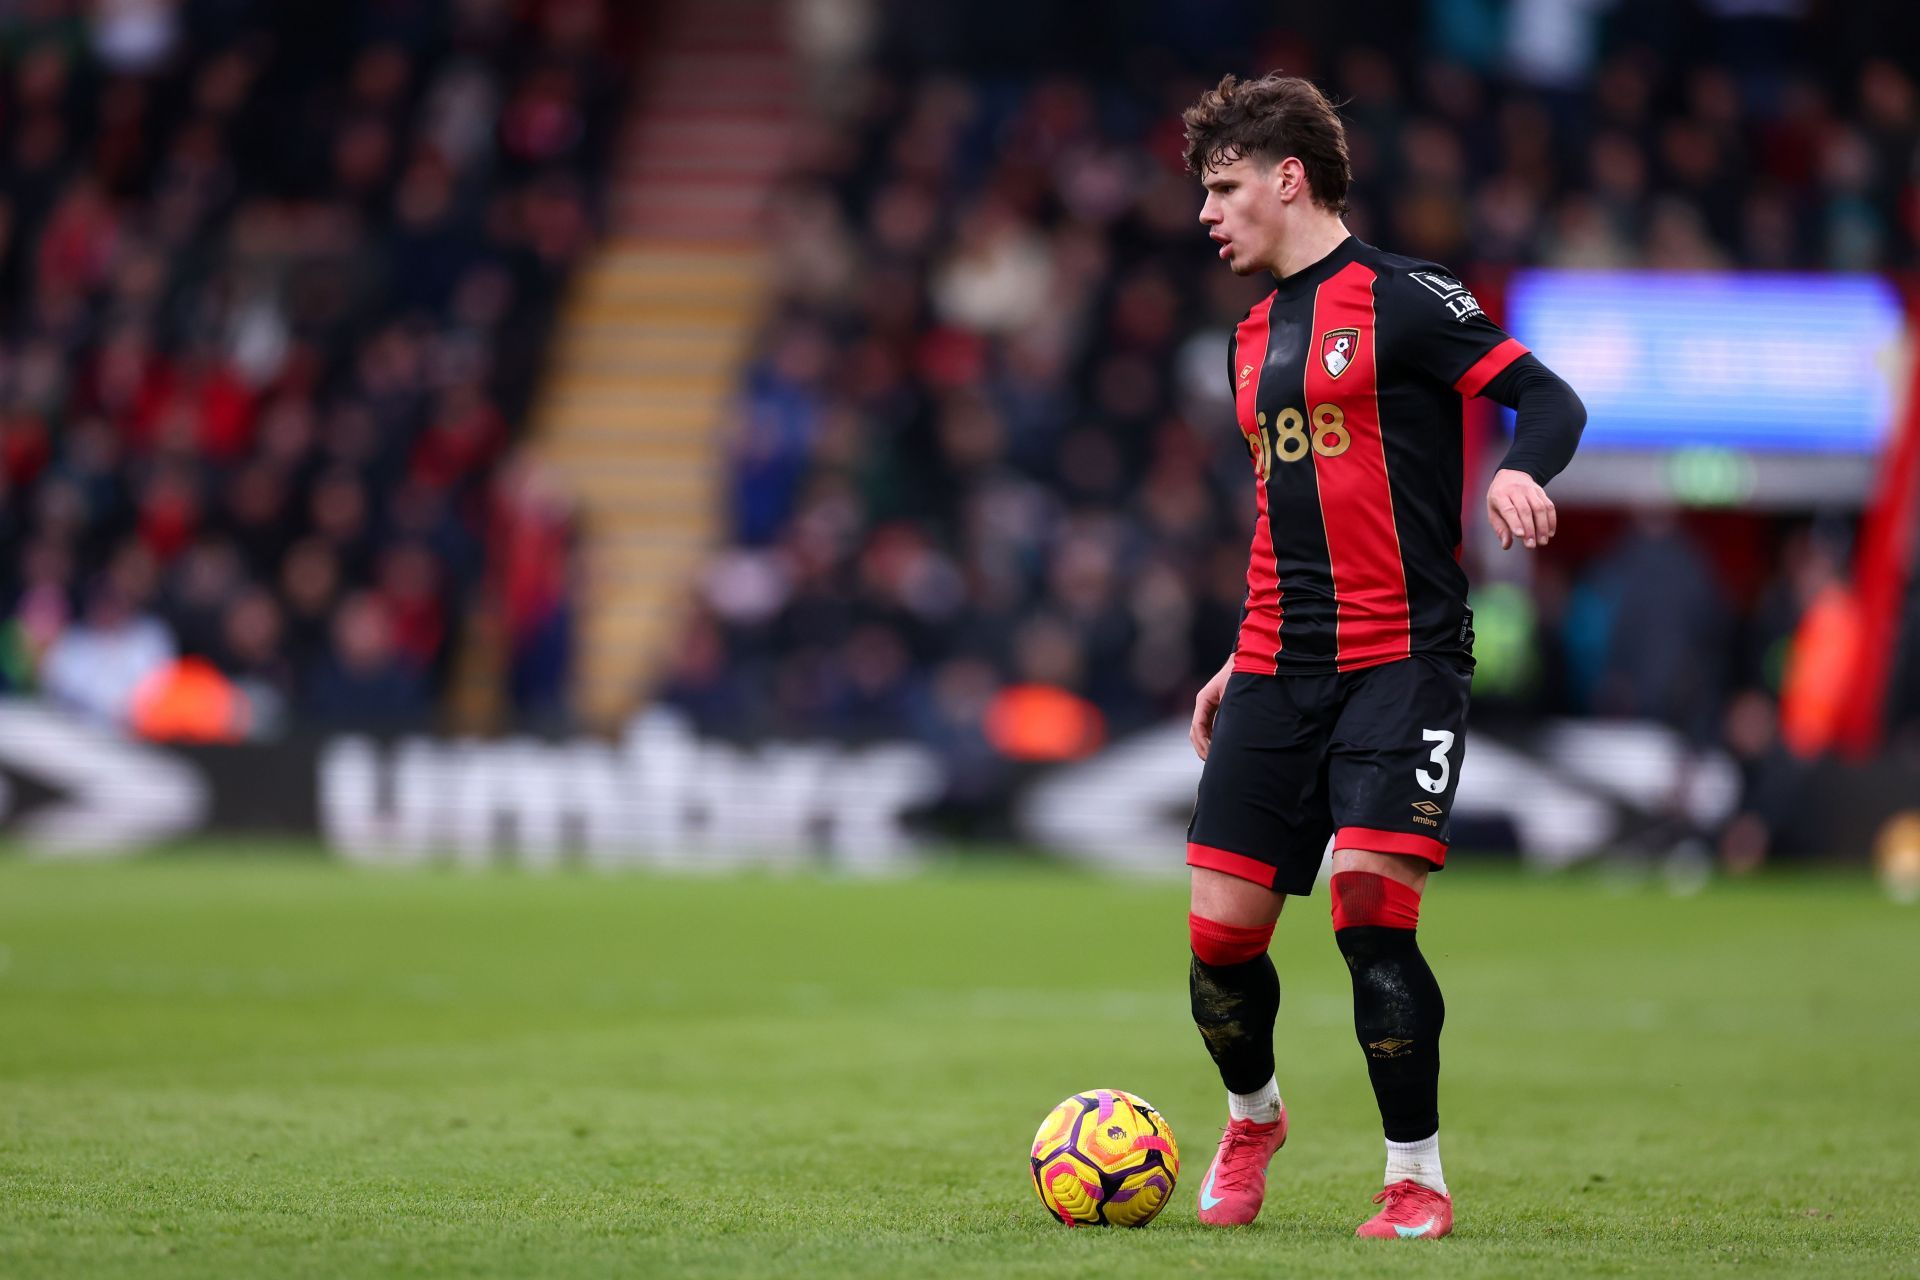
[41,576,175,727]
[303,592,429,727]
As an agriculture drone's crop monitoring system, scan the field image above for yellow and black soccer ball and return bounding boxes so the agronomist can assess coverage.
[1029,1089,1180,1227]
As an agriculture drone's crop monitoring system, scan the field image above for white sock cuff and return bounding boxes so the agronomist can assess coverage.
[1384,1130,1446,1195]
[1227,1075,1282,1123]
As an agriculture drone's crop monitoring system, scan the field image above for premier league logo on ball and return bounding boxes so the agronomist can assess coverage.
[1322,328,1359,378]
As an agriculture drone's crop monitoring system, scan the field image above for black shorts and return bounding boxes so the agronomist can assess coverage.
[1186,653,1471,896]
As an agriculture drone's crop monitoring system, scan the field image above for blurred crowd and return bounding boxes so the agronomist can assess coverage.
[664,0,1919,828]
[0,0,619,734]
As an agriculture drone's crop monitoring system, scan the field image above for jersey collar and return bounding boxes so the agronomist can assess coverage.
[1269,234,1361,297]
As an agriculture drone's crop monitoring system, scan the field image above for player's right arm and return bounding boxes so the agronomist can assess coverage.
[1191,655,1233,760]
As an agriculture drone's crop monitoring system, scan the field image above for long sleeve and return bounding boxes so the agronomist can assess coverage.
[1479,353,1586,485]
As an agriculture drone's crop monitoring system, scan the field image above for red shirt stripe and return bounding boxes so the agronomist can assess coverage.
[1307,263,1412,671]
[1232,295,1283,674]
[1453,336,1529,397]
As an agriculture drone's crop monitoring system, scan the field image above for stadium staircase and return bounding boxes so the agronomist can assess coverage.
[531,0,795,727]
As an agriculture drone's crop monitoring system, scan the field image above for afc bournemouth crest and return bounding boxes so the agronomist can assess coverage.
[1321,329,1359,378]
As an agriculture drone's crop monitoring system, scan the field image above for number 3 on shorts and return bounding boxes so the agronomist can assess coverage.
[1415,729,1455,795]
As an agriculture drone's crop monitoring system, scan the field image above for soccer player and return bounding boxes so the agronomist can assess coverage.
[1178,73,1585,1240]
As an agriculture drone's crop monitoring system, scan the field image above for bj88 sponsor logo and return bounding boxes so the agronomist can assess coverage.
[1245,404,1351,479]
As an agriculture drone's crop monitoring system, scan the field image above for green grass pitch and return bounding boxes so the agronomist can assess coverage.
[1,852,1916,1278]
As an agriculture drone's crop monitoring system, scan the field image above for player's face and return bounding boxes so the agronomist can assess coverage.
[1198,154,1284,276]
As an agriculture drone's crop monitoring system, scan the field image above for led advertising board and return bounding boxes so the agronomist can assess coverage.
[1504,271,1907,454]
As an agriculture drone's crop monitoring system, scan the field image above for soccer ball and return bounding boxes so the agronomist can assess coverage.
[1029,1089,1180,1227]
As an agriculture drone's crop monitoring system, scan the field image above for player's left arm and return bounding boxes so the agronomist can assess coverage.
[1476,355,1586,550]
[1384,266,1587,551]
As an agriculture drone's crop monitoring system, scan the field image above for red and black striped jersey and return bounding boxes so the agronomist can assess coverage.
[1228,236,1527,675]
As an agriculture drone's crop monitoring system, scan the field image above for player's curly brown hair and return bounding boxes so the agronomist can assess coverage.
[1181,73,1352,215]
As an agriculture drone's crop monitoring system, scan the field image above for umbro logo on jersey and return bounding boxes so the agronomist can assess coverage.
[1238,362,1255,389]
[1410,270,1486,322]
[1411,801,1442,817]
[1321,328,1359,378]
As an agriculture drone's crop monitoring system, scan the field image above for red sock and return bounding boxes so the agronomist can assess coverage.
[1189,913,1274,966]
[1329,871,1421,931]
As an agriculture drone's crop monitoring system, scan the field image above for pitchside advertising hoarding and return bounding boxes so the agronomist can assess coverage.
[0,698,1908,869]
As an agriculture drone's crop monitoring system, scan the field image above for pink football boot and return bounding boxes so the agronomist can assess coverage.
[1354,1178,1453,1239]
[1194,1108,1288,1226]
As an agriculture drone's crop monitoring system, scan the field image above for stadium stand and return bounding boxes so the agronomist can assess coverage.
[1,0,629,730]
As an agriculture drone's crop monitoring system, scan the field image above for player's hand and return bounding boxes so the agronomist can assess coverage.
[1190,659,1232,760]
[1486,468,1556,551]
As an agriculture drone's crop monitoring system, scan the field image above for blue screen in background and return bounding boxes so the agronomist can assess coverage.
[1504,271,1909,453]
